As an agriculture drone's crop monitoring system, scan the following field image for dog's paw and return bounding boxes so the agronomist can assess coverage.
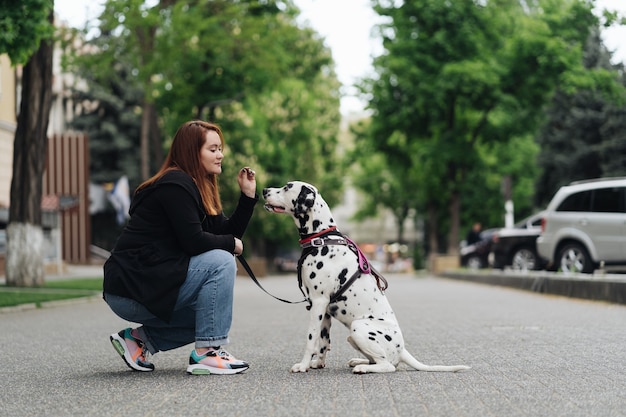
[348,358,370,367]
[290,363,310,373]
[352,362,396,373]
[352,364,370,374]
[310,358,326,369]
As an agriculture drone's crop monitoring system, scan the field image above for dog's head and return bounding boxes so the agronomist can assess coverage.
[263,181,318,216]
[263,181,334,234]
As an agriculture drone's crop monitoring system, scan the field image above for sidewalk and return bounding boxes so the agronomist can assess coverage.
[1,271,625,416]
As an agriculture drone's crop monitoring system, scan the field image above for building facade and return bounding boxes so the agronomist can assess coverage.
[0,54,17,213]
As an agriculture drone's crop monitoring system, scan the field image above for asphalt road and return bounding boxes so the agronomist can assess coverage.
[1,272,625,416]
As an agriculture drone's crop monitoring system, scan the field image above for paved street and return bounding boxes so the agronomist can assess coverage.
[1,272,625,416]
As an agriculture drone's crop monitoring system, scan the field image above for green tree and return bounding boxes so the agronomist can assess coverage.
[346,118,419,245]
[0,0,55,286]
[357,0,612,257]
[535,25,626,206]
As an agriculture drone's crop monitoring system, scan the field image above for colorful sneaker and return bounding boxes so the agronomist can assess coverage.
[110,328,154,372]
[186,347,249,375]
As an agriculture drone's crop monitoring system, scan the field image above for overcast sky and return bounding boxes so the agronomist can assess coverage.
[55,0,626,115]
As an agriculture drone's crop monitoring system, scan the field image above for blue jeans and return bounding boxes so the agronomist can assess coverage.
[105,249,236,354]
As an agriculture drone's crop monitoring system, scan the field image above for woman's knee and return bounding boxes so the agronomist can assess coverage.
[190,249,236,276]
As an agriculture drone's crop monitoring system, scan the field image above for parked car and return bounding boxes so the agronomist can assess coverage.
[492,212,546,271]
[273,249,300,272]
[460,228,497,269]
[536,177,626,273]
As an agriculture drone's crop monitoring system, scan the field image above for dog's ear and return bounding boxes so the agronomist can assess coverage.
[293,185,316,216]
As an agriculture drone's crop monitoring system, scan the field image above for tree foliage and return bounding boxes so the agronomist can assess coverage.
[535,25,626,206]
[0,0,53,64]
[353,0,619,256]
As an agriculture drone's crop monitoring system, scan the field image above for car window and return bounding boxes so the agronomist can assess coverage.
[591,187,625,213]
[557,190,591,212]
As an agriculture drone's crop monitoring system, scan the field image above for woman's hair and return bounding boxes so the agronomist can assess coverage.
[137,120,224,215]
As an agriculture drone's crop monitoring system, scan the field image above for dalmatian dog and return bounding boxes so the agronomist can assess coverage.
[263,181,470,374]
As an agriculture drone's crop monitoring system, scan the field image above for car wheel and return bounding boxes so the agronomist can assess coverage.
[466,255,483,269]
[511,247,538,271]
[557,242,593,273]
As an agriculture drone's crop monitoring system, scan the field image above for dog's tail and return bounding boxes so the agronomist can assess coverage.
[400,350,470,372]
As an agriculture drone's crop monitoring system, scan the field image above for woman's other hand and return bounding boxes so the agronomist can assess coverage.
[234,237,244,255]
[238,167,256,198]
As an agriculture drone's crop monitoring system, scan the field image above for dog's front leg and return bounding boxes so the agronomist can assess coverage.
[310,312,331,369]
[291,299,329,373]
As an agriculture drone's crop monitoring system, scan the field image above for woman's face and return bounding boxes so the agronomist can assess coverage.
[200,130,224,175]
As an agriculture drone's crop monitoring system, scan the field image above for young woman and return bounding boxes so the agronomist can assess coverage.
[103,120,258,375]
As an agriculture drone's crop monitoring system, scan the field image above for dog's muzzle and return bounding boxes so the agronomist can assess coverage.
[264,203,286,213]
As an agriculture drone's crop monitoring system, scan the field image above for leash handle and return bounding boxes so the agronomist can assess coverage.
[237,256,307,305]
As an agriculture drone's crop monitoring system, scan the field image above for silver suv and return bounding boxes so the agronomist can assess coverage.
[536,177,626,273]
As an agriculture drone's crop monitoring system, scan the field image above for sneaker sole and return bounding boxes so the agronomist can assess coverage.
[109,333,154,372]
[186,363,249,375]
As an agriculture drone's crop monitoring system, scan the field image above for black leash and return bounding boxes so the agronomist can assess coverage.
[237,255,308,305]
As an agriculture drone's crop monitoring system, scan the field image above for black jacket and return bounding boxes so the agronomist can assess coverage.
[103,170,258,321]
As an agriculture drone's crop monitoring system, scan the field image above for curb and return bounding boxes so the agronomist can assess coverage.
[439,269,626,305]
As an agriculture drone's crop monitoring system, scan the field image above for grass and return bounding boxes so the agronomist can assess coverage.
[0,278,102,308]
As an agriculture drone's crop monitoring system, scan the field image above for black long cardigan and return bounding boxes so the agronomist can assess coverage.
[103,170,258,322]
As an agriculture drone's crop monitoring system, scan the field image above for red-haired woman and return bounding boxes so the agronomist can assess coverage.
[103,120,257,375]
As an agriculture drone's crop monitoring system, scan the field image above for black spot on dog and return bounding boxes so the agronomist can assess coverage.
[329,305,339,316]
[338,268,348,285]
[318,315,323,321]
[309,272,316,279]
[341,309,346,315]
[297,214,310,228]
[321,327,329,339]
[385,335,392,342]
[368,337,376,341]
[321,246,329,256]
[308,334,312,340]
[316,261,324,269]
[368,332,376,336]
[313,220,321,229]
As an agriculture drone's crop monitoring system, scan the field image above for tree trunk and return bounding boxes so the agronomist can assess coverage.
[140,102,150,180]
[427,202,439,253]
[447,189,460,256]
[148,103,162,173]
[6,10,54,287]
[394,204,409,243]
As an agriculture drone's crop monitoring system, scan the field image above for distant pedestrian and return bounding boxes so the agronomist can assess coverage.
[103,120,258,375]
[466,222,482,245]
